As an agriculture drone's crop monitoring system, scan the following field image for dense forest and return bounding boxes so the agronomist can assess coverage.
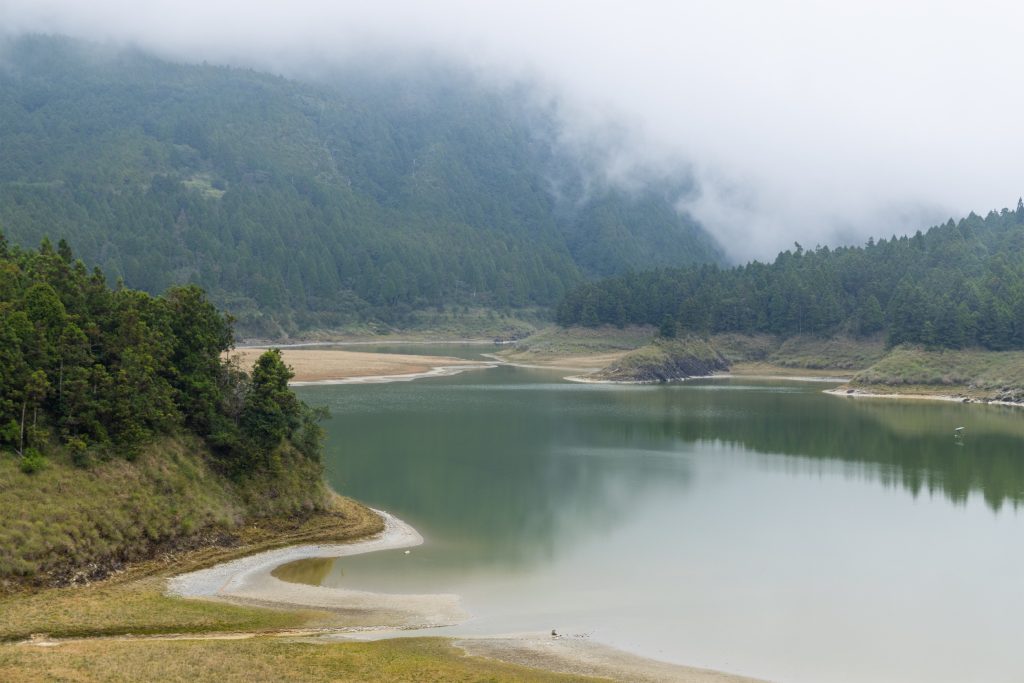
[0,35,722,335]
[0,231,321,475]
[557,205,1024,350]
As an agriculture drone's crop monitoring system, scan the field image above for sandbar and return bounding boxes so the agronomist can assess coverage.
[167,510,466,629]
[228,347,493,384]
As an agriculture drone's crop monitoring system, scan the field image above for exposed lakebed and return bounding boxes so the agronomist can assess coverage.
[287,348,1024,683]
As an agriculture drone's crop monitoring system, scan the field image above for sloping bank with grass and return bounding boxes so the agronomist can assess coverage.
[569,335,730,383]
[0,233,356,591]
[834,346,1024,404]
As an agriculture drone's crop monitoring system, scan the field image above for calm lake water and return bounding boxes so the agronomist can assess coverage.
[292,354,1024,683]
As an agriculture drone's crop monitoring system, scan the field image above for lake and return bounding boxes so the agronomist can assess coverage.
[291,354,1024,683]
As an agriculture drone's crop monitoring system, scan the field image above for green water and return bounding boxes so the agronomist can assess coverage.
[292,364,1024,683]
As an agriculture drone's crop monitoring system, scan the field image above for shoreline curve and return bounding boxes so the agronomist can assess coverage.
[167,509,467,629]
[290,363,494,386]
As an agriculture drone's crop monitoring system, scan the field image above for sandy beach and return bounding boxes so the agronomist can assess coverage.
[228,347,493,384]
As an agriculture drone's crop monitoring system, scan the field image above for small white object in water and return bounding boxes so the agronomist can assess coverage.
[404,550,411,555]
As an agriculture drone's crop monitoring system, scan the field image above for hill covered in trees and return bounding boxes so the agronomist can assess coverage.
[0,233,322,470]
[0,233,329,585]
[556,205,1024,351]
[0,35,722,336]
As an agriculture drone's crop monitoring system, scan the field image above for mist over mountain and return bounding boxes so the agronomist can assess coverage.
[0,35,722,335]
[6,1,1024,262]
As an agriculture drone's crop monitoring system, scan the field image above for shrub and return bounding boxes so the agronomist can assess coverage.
[20,448,47,474]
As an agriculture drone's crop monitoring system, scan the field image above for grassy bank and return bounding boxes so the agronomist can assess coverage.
[0,636,595,683]
[494,325,655,369]
[0,468,596,682]
[848,346,1024,401]
[709,333,886,371]
[0,435,333,592]
[245,307,546,344]
[587,336,728,382]
[0,490,382,642]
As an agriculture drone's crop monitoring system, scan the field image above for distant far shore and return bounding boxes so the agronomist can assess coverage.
[228,347,494,384]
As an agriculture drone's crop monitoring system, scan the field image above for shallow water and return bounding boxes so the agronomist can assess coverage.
[292,364,1024,683]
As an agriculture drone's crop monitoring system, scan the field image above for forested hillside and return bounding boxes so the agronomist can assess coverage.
[0,232,321,471]
[557,205,1024,350]
[0,232,332,584]
[0,35,722,336]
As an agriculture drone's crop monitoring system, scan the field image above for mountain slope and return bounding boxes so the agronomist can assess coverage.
[0,35,722,336]
[557,206,1024,351]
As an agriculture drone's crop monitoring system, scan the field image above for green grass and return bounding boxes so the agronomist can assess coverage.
[252,307,546,343]
[0,494,382,642]
[0,489,588,681]
[852,346,1024,399]
[0,435,328,591]
[592,336,728,382]
[767,335,887,370]
[708,333,779,363]
[0,637,596,683]
[498,325,655,361]
[708,333,885,371]
[0,578,314,641]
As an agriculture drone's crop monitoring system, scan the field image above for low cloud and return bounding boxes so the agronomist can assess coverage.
[4,0,1023,261]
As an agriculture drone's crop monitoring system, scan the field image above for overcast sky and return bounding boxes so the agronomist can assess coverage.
[3,0,1023,261]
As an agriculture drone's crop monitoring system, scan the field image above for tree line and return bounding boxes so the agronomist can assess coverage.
[557,204,1024,350]
[0,231,321,473]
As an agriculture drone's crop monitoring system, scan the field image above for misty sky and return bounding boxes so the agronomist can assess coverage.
[4,0,1023,261]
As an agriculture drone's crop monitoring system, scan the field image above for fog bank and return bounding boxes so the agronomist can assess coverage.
[4,1,1023,260]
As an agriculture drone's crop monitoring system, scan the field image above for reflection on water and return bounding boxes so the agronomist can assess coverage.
[271,556,335,585]
[294,368,1024,683]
